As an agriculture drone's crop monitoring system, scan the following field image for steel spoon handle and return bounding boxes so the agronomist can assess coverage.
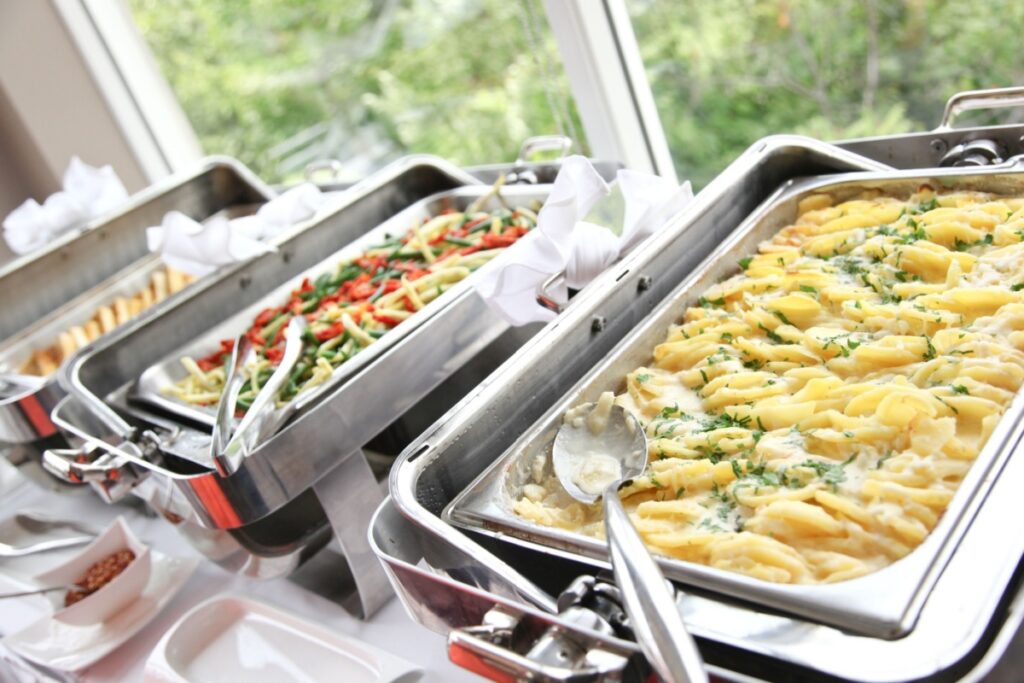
[604,489,707,683]
[0,585,73,599]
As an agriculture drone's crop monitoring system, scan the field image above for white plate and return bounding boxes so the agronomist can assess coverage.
[3,551,197,672]
[143,596,423,683]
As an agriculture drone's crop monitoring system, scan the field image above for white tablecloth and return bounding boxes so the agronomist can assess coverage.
[0,459,478,682]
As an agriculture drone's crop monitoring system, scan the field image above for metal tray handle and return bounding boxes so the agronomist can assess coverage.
[508,136,574,185]
[303,158,345,184]
[43,394,155,499]
[448,606,638,682]
[938,86,1024,130]
[516,135,574,166]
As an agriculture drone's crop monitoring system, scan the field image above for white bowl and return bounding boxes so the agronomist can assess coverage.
[35,516,151,626]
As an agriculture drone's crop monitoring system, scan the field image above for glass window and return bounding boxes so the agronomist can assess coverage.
[629,0,1024,187]
[127,0,587,183]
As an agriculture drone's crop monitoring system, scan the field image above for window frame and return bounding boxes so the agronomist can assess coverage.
[55,0,674,181]
[53,0,202,181]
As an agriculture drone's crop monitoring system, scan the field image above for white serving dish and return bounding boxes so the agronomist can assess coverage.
[3,550,196,672]
[34,517,150,626]
[144,595,423,683]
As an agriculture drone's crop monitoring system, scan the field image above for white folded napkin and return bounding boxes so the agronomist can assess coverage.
[475,156,693,325]
[232,182,328,242]
[146,212,275,278]
[146,183,329,277]
[2,157,128,255]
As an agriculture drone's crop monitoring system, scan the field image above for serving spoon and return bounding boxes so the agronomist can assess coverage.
[553,400,707,683]
[0,514,96,558]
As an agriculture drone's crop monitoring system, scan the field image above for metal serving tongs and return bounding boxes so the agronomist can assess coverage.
[554,400,707,683]
[210,316,308,476]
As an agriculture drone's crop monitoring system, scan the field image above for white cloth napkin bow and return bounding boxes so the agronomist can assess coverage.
[476,156,693,325]
[2,157,128,255]
[146,183,328,277]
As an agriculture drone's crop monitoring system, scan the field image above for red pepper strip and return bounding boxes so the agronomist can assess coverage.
[264,346,285,363]
[480,233,519,249]
[246,330,267,347]
[253,307,279,327]
[349,281,377,300]
[314,322,345,342]
[372,312,400,326]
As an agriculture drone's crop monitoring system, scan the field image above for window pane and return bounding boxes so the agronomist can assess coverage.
[629,0,1024,187]
[128,0,587,183]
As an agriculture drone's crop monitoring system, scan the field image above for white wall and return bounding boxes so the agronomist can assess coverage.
[0,0,152,242]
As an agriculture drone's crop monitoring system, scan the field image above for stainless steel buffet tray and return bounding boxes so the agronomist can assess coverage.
[133,184,546,429]
[59,156,547,533]
[0,156,272,344]
[445,165,1024,639]
[0,158,272,446]
[376,136,1024,681]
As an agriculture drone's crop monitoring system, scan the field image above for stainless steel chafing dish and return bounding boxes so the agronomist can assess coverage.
[0,158,272,452]
[372,114,1024,681]
[44,155,562,617]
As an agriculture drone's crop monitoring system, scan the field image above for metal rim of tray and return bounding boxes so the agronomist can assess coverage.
[382,139,1024,681]
[52,157,553,534]
[0,157,275,446]
[444,161,1024,640]
[131,184,551,431]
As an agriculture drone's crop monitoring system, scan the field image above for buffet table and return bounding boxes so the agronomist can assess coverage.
[0,459,476,682]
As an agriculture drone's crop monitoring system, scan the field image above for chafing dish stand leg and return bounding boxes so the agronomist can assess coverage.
[312,448,392,619]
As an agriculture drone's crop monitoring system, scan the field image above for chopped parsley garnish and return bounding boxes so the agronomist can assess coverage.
[798,458,850,492]
[875,451,894,470]
[701,412,751,432]
[758,322,783,344]
[923,334,937,360]
[657,404,681,420]
[898,224,927,244]
[696,443,727,464]
[952,384,970,395]
[635,373,652,383]
[699,296,726,308]
[772,310,794,326]
[915,198,939,213]
[1012,283,1024,292]
[738,256,753,270]
[955,234,995,251]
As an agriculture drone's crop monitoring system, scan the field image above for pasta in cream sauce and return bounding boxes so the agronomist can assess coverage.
[515,188,1024,584]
